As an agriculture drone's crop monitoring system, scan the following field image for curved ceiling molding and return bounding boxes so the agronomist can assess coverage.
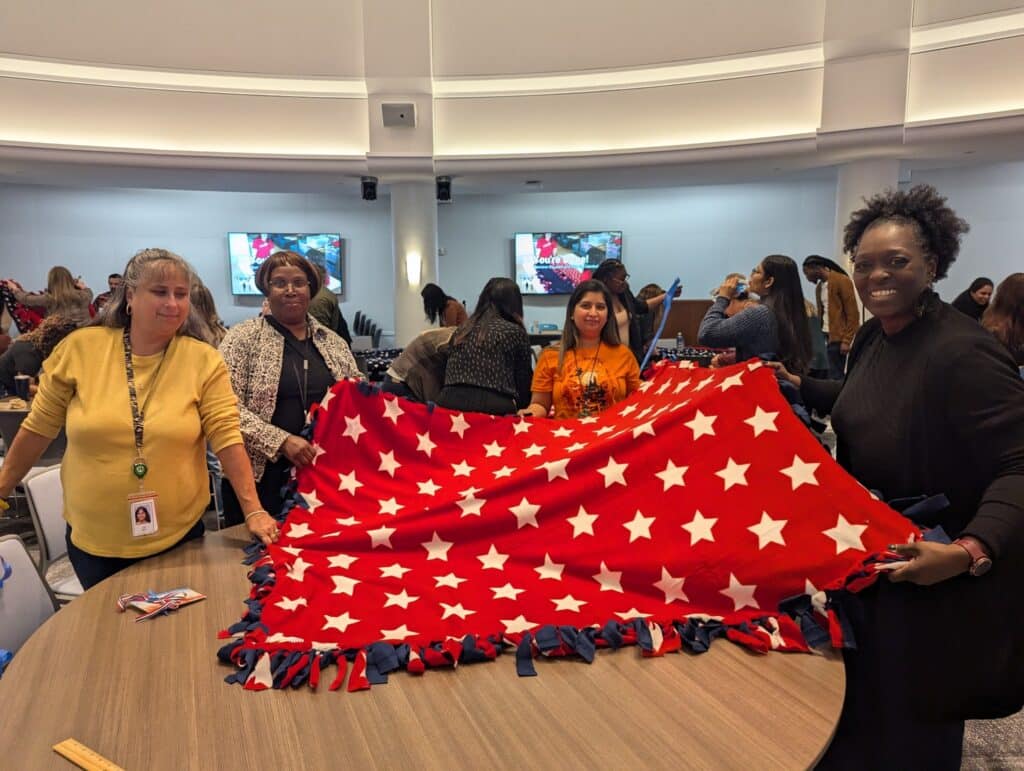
[0,55,367,99]
[432,45,823,99]
[910,8,1024,52]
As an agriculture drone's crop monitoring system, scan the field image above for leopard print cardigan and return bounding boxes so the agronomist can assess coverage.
[219,315,362,481]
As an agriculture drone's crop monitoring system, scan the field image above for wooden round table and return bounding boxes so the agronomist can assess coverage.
[0,527,844,769]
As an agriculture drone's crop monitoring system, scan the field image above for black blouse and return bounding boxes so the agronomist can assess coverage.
[442,313,533,407]
[801,295,1024,561]
[265,316,334,436]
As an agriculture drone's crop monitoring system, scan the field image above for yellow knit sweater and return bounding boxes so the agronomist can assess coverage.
[23,326,242,558]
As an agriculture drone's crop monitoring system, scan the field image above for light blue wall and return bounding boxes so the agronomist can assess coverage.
[437,175,839,328]
[0,184,395,328]
[908,162,1024,297]
[5,163,1020,339]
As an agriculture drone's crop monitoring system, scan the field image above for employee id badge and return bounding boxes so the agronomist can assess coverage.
[128,491,160,537]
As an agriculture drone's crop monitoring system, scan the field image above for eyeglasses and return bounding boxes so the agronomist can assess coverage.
[268,278,310,290]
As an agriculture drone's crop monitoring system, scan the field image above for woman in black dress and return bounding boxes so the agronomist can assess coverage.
[771,185,1024,769]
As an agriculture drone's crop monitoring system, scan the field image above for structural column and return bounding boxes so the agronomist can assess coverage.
[832,159,901,264]
[390,179,438,346]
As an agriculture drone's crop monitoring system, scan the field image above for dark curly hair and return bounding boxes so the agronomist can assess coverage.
[842,184,970,282]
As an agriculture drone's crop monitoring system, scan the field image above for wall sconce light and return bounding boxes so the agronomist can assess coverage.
[405,251,422,286]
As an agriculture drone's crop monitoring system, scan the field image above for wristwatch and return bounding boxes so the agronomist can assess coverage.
[953,536,993,577]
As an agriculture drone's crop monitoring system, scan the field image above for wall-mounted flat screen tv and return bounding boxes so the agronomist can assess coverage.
[514,231,622,295]
[228,232,342,296]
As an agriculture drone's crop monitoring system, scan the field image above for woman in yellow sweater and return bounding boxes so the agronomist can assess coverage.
[0,249,275,589]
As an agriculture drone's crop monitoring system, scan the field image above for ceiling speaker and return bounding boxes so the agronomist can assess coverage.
[360,176,378,201]
[436,176,452,203]
[381,103,416,127]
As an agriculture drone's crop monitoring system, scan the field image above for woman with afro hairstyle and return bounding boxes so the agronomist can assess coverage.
[771,184,1024,769]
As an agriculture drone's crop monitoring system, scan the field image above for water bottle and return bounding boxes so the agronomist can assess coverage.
[675,332,683,352]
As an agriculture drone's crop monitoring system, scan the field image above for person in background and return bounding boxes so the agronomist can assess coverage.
[9,267,93,325]
[804,299,830,379]
[436,278,533,415]
[308,264,352,345]
[0,316,78,395]
[0,308,11,356]
[382,327,456,403]
[635,283,666,351]
[706,274,756,368]
[771,185,1024,769]
[951,276,994,321]
[190,281,228,347]
[93,273,123,313]
[0,248,277,589]
[591,259,669,362]
[700,255,812,375]
[802,255,861,379]
[421,282,467,327]
[219,251,361,525]
[519,280,639,419]
[982,272,1024,365]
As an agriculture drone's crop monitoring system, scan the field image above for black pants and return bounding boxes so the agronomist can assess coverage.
[826,342,847,380]
[222,456,294,526]
[435,385,516,416]
[818,580,964,770]
[65,519,205,591]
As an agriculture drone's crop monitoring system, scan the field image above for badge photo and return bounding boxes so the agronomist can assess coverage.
[128,493,159,537]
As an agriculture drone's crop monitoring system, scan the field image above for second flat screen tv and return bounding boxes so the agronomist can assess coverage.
[228,232,342,296]
[514,231,622,295]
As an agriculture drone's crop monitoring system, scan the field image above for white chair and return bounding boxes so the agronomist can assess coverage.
[0,535,58,654]
[349,335,373,352]
[23,465,82,600]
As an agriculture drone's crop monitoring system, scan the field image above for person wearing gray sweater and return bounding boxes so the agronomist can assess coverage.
[699,255,811,373]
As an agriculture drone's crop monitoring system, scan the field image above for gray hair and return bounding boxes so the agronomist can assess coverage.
[94,248,213,342]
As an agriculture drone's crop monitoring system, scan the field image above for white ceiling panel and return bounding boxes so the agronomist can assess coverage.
[435,69,823,157]
[0,78,369,156]
[913,0,1024,27]
[908,35,1024,122]
[431,0,825,77]
[0,0,365,77]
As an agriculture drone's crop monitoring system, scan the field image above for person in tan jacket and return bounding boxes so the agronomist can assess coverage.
[803,255,861,379]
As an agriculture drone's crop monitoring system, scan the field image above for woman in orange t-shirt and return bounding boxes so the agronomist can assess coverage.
[519,280,640,419]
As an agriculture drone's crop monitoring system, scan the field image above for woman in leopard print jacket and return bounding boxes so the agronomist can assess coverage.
[219,251,361,524]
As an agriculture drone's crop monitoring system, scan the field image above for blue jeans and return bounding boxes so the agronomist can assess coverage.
[826,341,847,380]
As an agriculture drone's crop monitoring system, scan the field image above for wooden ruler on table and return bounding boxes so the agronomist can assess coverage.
[52,738,124,771]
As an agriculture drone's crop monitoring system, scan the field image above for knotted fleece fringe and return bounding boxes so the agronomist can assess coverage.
[219,536,918,692]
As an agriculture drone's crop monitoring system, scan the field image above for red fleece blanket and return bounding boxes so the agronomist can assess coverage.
[223,360,917,691]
